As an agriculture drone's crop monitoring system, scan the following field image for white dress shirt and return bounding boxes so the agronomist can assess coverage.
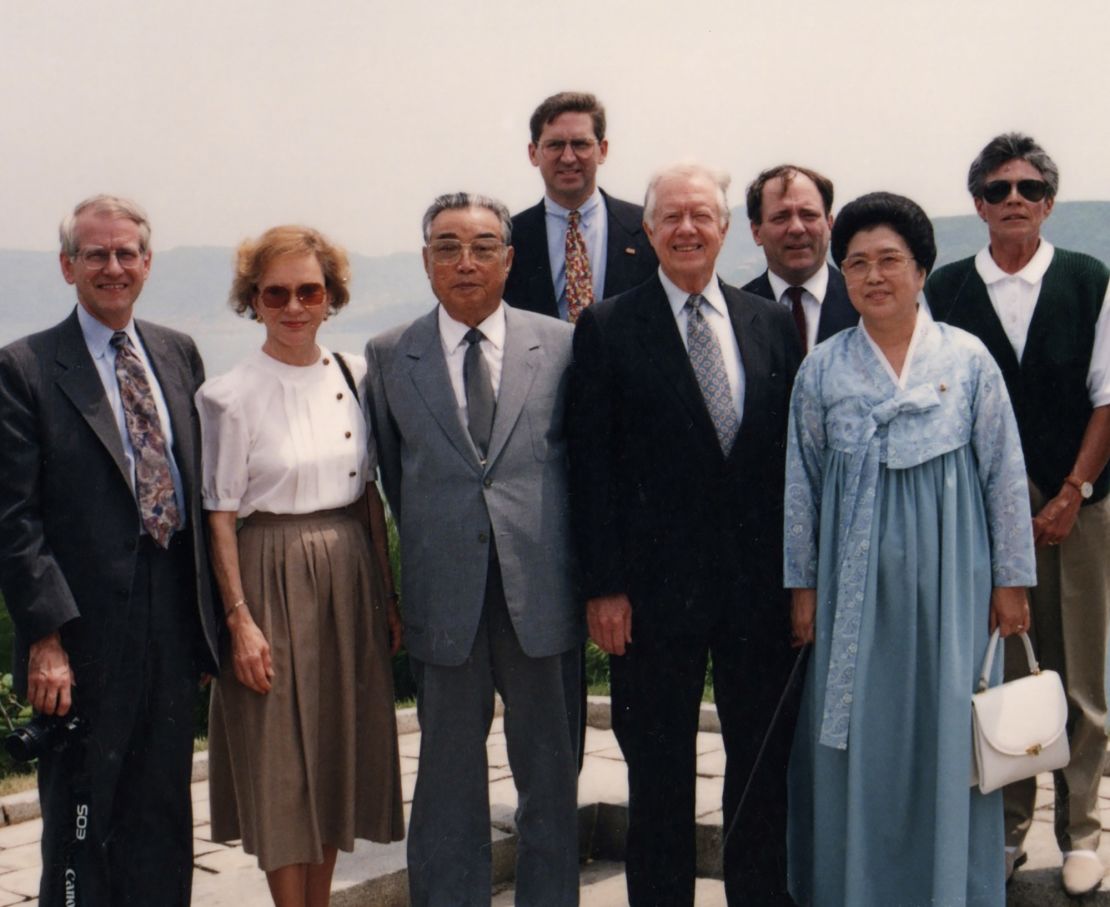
[438,302,506,417]
[767,264,831,352]
[976,241,1110,407]
[658,269,745,423]
[77,303,185,529]
[544,188,609,320]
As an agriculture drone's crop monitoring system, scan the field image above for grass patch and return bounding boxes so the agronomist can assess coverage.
[0,770,36,798]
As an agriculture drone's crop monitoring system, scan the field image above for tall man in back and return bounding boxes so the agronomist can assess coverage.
[365,193,581,906]
[0,195,221,905]
[569,163,802,905]
[743,164,857,353]
[927,133,1110,898]
[503,91,657,321]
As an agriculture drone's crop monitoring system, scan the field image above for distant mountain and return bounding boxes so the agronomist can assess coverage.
[4,201,1109,375]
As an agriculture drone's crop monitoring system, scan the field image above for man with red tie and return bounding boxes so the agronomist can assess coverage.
[503,91,657,321]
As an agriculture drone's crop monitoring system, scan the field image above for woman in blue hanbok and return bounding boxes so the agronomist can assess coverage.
[784,192,1036,907]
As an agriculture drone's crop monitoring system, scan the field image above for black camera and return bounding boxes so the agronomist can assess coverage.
[5,713,88,763]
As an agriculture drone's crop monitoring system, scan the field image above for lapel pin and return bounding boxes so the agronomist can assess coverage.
[625,247,637,255]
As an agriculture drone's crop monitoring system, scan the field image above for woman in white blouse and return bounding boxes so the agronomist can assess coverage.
[195,226,403,907]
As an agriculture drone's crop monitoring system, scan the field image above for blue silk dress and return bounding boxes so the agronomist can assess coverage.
[784,310,1036,907]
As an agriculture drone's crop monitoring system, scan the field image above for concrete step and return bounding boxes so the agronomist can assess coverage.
[492,860,726,906]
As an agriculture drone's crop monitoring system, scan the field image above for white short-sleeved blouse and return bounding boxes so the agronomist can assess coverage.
[195,348,374,517]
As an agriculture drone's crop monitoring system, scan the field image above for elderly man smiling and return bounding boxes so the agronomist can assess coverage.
[569,162,802,905]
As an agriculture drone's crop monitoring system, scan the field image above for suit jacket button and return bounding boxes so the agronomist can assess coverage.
[336,392,344,400]
[478,531,489,543]
[344,431,352,439]
[483,478,493,488]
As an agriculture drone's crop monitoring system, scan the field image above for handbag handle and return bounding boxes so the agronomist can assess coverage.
[977,629,1040,693]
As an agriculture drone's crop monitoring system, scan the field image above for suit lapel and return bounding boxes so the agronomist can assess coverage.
[404,311,484,472]
[723,283,776,465]
[486,308,538,468]
[602,190,643,298]
[633,277,720,447]
[520,204,559,317]
[54,310,132,490]
[816,266,859,342]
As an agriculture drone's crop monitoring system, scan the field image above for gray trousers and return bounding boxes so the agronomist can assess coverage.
[407,555,581,907]
[1005,483,1110,853]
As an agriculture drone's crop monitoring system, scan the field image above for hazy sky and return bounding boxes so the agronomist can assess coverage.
[4,0,1108,257]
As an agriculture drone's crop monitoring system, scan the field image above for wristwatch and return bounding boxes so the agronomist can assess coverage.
[1065,474,1094,499]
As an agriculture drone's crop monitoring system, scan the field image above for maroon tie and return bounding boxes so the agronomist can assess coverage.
[786,286,808,354]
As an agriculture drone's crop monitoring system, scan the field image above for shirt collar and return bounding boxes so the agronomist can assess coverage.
[76,303,137,360]
[658,268,728,319]
[543,187,603,221]
[438,301,506,353]
[975,239,1055,286]
[767,263,830,305]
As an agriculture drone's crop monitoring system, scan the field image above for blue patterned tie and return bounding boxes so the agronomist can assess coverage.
[685,295,739,453]
[110,331,180,547]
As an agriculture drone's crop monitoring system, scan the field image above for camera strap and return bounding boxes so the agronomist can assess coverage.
[60,738,92,907]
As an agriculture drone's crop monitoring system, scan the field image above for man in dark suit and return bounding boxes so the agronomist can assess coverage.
[569,163,802,906]
[365,192,581,906]
[0,196,220,906]
[743,164,857,352]
[503,91,657,321]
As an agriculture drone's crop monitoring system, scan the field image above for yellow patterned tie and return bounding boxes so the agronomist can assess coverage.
[110,332,180,547]
[565,209,594,323]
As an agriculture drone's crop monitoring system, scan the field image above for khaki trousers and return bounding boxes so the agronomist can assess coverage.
[1005,482,1110,853]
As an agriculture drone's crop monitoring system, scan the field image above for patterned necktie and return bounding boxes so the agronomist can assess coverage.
[110,331,180,547]
[463,328,495,461]
[786,285,808,354]
[564,209,594,323]
[685,295,739,454]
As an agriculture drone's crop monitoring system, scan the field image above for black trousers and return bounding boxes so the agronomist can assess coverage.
[38,534,199,907]
[611,610,799,907]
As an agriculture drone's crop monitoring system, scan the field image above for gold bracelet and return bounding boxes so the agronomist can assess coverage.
[225,598,247,618]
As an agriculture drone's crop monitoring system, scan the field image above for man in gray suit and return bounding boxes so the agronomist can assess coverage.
[364,192,581,906]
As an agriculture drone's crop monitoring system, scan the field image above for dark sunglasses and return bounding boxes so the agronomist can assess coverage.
[981,179,1049,205]
[258,282,327,309]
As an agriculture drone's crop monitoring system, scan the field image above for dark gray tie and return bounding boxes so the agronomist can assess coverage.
[463,328,495,461]
[685,295,739,454]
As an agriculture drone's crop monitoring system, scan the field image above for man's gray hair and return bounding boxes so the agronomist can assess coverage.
[967,132,1060,200]
[643,162,732,227]
[59,194,152,257]
[421,193,513,244]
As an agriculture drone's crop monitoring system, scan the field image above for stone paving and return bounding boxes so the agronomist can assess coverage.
[0,699,1103,905]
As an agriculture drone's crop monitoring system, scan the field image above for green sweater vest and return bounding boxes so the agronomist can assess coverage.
[926,248,1110,503]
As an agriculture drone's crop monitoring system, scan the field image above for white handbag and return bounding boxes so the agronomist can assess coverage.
[970,628,1069,794]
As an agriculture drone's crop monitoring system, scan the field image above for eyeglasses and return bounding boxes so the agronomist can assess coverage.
[841,253,917,283]
[537,138,599,159]
[981,179,1049,205]
[258,282,327,308]
[72,247,145,269]
[426,239,505,266]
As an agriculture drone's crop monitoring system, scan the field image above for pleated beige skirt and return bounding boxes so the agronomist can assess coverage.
[208,507,404,872]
